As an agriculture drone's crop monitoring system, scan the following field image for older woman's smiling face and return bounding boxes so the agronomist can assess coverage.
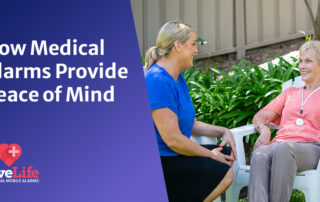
[299,49,320,86]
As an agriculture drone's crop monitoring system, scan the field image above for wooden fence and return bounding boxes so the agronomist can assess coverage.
[131,0,316,59]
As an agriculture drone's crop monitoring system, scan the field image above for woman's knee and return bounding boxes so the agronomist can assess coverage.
[222,168,234,187]
[273,142,294,158]
[251,148,268,164]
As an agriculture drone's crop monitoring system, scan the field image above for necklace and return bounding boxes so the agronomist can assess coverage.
[296,86,320,126]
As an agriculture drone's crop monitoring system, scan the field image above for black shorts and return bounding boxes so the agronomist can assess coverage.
[160,145,231,202]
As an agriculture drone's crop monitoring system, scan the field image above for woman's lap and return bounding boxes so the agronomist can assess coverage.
[252,141,320,172]
[160,145,231,202]
[249,141,320,202]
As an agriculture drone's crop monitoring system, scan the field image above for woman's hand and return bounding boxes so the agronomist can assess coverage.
[210,147,234,166]
[252,109,279,152]
[253,126,271,152]
[220,128,237,160]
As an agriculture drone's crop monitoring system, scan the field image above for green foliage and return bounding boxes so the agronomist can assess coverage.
[141,56,145,66]
[196,37,208,45]
[299,30,312,41]
[290,190,305,202]
[233,189,305,202]
[234,189,305,202]
[183,57,300,151]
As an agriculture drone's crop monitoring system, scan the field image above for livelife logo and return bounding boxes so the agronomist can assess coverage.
[0,144,40,183]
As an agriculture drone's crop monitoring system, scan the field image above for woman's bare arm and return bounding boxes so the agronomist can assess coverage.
[152,108,234,165]
[191,120,225,137]
[191,119,236,159]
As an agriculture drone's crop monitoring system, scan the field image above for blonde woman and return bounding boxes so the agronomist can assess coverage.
[144,21,236,202]
[249,41,320,202]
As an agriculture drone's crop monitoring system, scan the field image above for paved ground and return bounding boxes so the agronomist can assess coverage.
[197,38,305,71]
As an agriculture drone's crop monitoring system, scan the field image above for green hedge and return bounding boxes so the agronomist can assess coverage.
[184,57,300,151]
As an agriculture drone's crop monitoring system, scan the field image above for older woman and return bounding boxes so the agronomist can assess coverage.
[249,41,320,202]
[144,21,236,202]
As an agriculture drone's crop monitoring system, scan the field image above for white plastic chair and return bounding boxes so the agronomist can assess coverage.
[226,76,320,202]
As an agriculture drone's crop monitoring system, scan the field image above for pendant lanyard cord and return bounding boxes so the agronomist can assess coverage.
[301,86,320,115]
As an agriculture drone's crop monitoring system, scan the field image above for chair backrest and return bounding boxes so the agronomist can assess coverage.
[282,76,305,91]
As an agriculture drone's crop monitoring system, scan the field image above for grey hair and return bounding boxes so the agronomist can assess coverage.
[143,21,194,71]
[299,40,320,61]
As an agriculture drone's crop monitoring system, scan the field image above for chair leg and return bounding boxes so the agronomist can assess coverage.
[310,177,320,202]
[299,185,319,202]
[298,175,320,202]
[225,183,242,202]
[309,189,319,202]
[299,189,311,202]
[212,196,221,202]
[304,183,319,202]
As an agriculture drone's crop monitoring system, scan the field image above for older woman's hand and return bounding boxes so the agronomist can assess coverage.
[220,128,237,160]
[253,126,271,152]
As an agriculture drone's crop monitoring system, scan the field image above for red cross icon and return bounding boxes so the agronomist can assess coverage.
[8,146,20,157]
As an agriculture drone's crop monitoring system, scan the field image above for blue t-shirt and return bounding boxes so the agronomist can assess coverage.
[144,63,196,156]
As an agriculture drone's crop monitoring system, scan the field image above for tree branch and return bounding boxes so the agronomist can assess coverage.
[316,0,320,24]
[304,0,317,33]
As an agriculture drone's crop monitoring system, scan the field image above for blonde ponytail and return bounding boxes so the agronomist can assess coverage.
[144,46,159,71]
[143,21,193,71]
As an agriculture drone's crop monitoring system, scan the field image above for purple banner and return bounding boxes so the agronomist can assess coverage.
[0,0,168,201]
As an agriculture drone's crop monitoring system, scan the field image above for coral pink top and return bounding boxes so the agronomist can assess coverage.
[263,87,320,143]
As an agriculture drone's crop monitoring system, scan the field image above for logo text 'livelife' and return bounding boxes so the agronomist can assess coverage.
[0,144,39,183]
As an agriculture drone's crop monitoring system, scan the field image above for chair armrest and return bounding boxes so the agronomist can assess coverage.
[230,123,279,166]
[230,124,257,166]
[190,136,217,145]
[269,122,279,130]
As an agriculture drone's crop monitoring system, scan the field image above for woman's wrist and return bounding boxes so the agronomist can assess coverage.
[260,127,271,140]
[256,123,268,133]
[220,127,227,138]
